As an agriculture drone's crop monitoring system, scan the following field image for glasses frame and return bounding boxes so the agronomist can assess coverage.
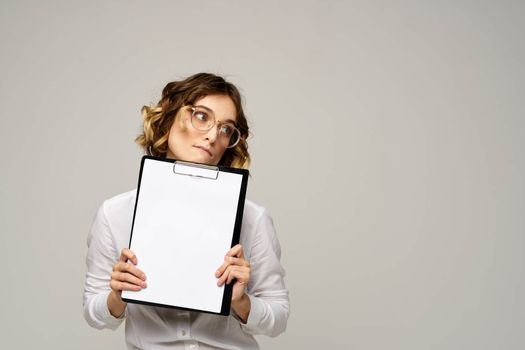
[183,105,241,149]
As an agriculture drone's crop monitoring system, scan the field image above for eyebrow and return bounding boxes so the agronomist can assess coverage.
[194,104,237,125]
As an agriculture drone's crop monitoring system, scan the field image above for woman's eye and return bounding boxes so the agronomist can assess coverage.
[194,112,208,121]
[219,125,233,136]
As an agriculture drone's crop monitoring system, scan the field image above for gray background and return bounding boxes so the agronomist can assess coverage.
[1,0,524,349]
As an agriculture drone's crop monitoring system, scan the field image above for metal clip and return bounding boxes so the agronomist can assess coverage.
[173,161,219,180]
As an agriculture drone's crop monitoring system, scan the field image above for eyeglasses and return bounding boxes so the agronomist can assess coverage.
[184,105,241,148]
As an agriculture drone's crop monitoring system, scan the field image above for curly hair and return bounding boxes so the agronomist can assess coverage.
[135,73,250,169]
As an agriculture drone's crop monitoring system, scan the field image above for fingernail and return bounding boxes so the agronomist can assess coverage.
[142,274,147,280]
[142,282,147,288]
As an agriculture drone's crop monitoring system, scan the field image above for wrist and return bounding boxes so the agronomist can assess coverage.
[235,292,249,303]
[108,290,127,318]
[231,293,251,323]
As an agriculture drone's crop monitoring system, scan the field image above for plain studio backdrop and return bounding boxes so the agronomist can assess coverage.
[1,1,524,349]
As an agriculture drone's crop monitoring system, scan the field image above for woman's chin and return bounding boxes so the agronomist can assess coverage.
[185,154,216,165]
[167,149,218,165]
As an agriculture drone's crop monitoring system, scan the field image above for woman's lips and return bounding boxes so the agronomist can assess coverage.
[193,145,212,157]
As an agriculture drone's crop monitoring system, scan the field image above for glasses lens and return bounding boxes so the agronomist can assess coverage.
[191,107,214,131]
[218,124,240,148]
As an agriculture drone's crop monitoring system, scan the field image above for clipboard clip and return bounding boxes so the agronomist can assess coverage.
[173,160,219,180]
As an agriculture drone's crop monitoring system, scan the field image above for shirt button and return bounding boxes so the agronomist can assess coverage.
[181,330,186,336]
[190,344,196,349]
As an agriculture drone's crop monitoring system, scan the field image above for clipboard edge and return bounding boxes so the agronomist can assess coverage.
[126,155,250,316]
[121,296,230,316]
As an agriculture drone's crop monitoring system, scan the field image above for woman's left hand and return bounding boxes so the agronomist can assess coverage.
[215,244,251,302]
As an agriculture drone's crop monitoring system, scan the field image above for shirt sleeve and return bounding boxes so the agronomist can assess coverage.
[239,209,290,337]
[83,202,126,330]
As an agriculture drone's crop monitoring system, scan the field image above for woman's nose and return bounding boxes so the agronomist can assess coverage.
[204,124,218,143]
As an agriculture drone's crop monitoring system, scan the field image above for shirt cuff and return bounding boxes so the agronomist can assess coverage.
[239,293,264,333]
[97,291,126,328]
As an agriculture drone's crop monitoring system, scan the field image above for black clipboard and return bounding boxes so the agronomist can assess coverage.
[121,156,249,316]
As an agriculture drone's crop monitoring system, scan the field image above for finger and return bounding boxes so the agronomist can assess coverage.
[226,266,250,285]
[120,248,138,265]
[110,279,143,292]
[226,244,244,259]
[217,265,250,286]
[215,256,249,277]
[112,271,148,288]
[114,262,147,281]
[217,265,234,286]
[225,255,250,267]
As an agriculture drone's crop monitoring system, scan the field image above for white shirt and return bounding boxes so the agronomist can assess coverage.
[83,189,289,350]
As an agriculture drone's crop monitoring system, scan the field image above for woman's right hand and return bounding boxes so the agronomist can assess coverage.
[108,248,147,318]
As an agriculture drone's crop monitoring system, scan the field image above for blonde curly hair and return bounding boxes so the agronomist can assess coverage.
[135,73,250,169]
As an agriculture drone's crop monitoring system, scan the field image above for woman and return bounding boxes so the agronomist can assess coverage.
[83,73,290,349]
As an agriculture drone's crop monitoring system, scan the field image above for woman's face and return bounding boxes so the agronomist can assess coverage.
[166,94,237,165]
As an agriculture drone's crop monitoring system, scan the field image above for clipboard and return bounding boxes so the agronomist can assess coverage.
[121,155,249,316]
